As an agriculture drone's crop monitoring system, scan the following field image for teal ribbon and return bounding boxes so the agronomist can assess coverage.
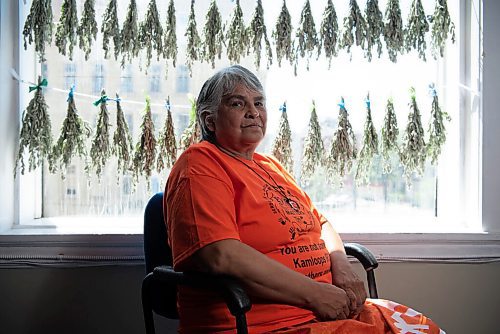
[93,95,109,106]
[365,98,371,109]
[165,98,171,110]
[338,98,345,109]
[429,83,437,97]
[279,102,287,113]
[67,85,75,102]
[29,78,48,92]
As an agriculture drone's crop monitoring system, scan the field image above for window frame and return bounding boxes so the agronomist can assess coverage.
[1,0,499,267]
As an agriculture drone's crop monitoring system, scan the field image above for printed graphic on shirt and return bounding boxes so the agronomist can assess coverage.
[262,184,315,240]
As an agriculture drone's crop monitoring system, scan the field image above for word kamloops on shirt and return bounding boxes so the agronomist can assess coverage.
[292,254,330,269]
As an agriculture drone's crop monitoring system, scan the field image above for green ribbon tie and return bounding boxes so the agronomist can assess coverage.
[93,95,108,106]
[29,79,48,92]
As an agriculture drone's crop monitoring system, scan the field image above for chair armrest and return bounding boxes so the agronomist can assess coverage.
[153,265,252,316]
[344,242,378,271]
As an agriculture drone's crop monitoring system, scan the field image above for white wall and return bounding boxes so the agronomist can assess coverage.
[0,0,19,231]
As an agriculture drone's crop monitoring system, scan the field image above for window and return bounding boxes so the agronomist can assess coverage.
[176,65,190,93]
[92,63,105,94]
[120,64,134,94]
[149,65,161,93]
[63,63,77,90]
[5,0,499,258]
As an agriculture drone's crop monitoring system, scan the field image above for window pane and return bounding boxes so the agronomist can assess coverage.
[31,0,465,232]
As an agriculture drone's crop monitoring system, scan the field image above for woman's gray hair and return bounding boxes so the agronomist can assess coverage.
[196,65,264,143]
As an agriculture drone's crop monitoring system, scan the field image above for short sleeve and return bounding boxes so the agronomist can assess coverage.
[166,174,241,269]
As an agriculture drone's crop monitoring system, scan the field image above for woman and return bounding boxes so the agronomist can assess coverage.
[165,65,443,333]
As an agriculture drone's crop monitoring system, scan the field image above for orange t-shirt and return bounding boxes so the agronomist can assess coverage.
[165,141,332,333]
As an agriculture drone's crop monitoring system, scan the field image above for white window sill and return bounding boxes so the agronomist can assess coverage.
[1,217,500,267]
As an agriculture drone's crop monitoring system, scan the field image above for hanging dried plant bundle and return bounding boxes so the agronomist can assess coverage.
[226,0,249,65]
[54,0,78,60]
[101,0,121,60]
[271,103,294,174]
[163,0,178,68]
[112,94,133,176]
[427,84,450,165]
[201,0,224,68]
[51,87,91,175]
[430,0,456,59]
[247,0,273,70]
[295,0,319,67]
[156,98,177,173]
[185,0,201,75]
[355,95,379,186]
[326,98,357,184]
[15,77,53,177]
[22,0,53,62]
[339,0,366,54]
[405,0,429,61]
[179,95,200,151]
[319,0,339,68]
[272,0,294,67]
[139,0,164,69]
[88,90,111,179]
[384,0,405,63]
[400,88,426,187]
[364,0,384,61]
[132,96,157,182]
[301,101,325,186]
[120,0,140,67]
[76,0,98,61]
[380,97,399,174]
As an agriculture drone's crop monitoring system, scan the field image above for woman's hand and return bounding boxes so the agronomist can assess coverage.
[330,251,367,317]
[309,282,351,320]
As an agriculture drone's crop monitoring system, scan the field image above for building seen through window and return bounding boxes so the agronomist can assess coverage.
[22,0,475,232]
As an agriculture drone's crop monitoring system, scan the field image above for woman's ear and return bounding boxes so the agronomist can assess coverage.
[204,113,215,131]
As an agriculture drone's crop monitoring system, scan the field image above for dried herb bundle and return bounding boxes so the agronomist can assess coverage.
[112,94,133,176]
[319,0,339,68]
[380,97,399,174]
[156,98,177,173]
[427,84,450,165]
[301,101,324,186]
[405,0,429,61]
[88,90,111,179]
[364,0,384,61]
[400,88,426,187]
[201,0,224,68]
[51,87,91,175]
[355,95,379,186]
[430,0,456,59]
[272,1,294,67]
[15,77,53,177]
[295,0,319,68]
[179,95,200,151]
[326,98,357,184]
[22,0,53,62]
[120,0,140,67]
[139,0,164,69]
[339,0,366,55]
[132,96,157,182]
[54,0,78,60]
[271,103,294,174]
[77,0,97,61]
[185,0,201,75]
[163,0,178,68]
[226,0,248,65]
[247,0,273,70]
[101,0,121,60]
[384,0,405,63]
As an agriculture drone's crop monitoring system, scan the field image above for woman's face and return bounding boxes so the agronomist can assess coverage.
[208,83,267,156]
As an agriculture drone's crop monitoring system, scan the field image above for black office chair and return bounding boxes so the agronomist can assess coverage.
[142,192,379,334]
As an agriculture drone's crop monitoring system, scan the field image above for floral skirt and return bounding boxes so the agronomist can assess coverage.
[272,299,445,334]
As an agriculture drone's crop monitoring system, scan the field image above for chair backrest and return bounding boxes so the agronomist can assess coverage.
[143,192,179,319]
